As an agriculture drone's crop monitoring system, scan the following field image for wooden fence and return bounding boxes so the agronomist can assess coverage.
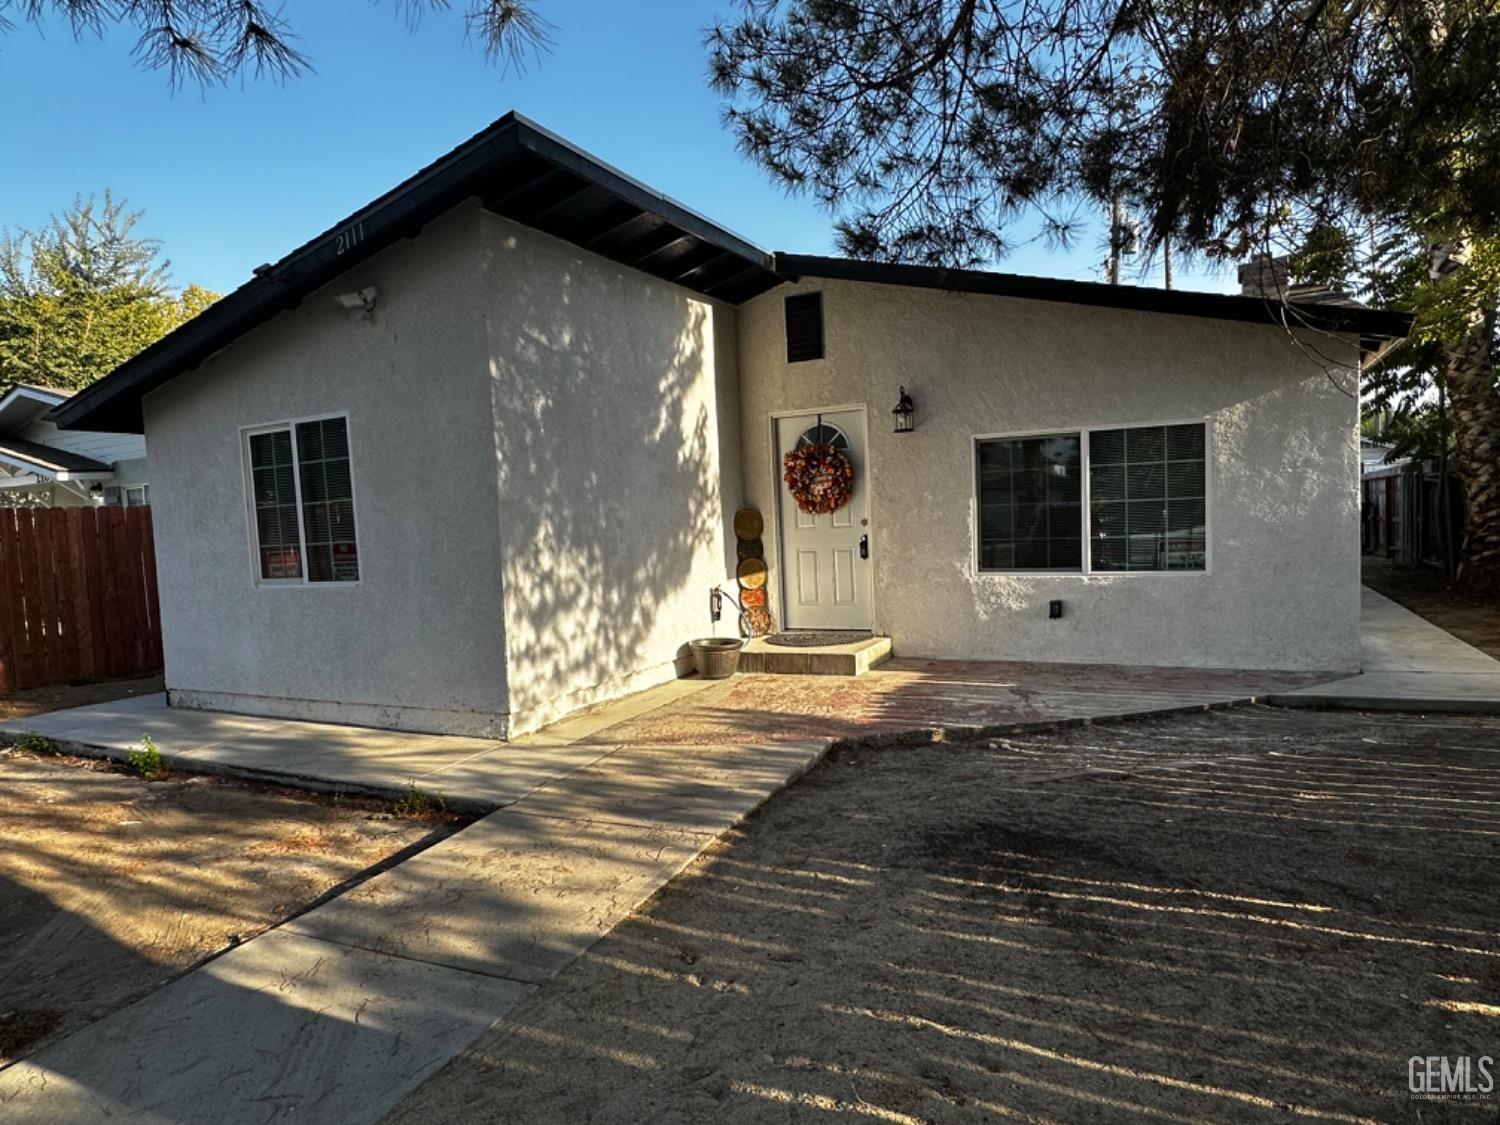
[0,506,162,692]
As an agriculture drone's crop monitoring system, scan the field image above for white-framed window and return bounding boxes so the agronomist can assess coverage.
[242,413,360,584]
[103,484,150,507]
[974,421,1208,575]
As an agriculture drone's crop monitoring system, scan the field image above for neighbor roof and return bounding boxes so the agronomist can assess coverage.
[55,112,1414,435]
[0,436,112,477]
[0,383,71,436]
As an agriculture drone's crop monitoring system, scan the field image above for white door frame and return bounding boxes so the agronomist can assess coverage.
[768,403,878,632]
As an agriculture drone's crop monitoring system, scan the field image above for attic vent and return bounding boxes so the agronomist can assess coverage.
[784,292,824,363]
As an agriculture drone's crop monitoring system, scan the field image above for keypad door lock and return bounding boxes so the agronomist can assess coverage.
[859,534,869,560]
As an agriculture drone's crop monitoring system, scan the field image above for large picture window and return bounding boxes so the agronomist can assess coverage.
[245,415,360,584]
[975,433,1082,571]
[975,422,1207,575]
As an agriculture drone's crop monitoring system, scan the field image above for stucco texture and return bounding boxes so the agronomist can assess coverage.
[143,204,512,735]
[737,279,1361,672]
[481,214,740,733]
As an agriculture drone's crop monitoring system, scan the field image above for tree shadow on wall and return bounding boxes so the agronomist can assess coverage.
[487,237,734,718]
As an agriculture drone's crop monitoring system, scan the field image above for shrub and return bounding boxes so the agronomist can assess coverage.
[128,735,163,779]
[14,731,58,756]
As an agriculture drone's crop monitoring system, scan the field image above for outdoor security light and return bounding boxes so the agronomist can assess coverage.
[892,386,915,433]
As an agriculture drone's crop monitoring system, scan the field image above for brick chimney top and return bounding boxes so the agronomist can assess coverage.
[1237,254,1290,298]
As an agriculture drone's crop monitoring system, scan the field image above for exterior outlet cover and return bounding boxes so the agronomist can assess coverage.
[1049,600,1064,620]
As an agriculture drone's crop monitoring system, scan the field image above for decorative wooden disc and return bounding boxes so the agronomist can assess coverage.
[742,605,775,637]
[736,537,764,561]
[733,508,764,541]
[740,586,767,608]
[736,556,768,589]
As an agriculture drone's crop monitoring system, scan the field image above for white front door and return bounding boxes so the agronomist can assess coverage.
[775,408,872,630]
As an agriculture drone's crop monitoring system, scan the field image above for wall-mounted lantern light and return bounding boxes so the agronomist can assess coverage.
[892,386,915,433]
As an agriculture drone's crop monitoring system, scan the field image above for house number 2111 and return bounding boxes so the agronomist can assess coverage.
[334,222,366,255]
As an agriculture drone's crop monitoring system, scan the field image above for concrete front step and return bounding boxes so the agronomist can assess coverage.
[738,633,893,676]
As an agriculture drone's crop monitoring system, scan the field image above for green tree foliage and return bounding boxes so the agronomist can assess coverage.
[0,1,552,86]
[0,194,220,391]
[710,1,1500,588]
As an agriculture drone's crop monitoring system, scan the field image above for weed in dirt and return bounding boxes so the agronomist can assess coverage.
[392,782,446,819]
[127,735,163,779]
[13,732,58,756]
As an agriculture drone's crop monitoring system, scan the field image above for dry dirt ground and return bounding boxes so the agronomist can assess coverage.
[0,674,163,723]
[1363,556,1500,662]
[0,747,461,1064]
[387,706,1500,1125]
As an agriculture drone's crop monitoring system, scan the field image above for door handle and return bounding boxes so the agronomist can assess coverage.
[859,534,869,560]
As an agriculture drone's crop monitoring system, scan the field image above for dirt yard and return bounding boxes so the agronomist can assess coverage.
[0,674,163,723]
[0,747,461,1064]
[387,706,1500,1124]
[1363,555,1500,661]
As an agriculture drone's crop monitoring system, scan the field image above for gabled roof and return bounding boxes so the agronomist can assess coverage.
[0,436,112,477]
[0,383,69,435]
[775,255,1415,357]
[54,112,1414,435]
[55,113,784,434]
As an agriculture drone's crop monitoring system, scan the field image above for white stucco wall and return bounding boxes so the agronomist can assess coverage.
[737,278,1361,672]
[143,204,513,734]
[481,214,740,733]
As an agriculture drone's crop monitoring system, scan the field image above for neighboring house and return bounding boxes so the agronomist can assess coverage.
[55,113,1413,738]
[0,383,149,508]
[1360,436,1399,468]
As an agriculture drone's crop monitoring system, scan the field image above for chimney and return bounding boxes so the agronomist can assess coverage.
[1237,254,1289,298]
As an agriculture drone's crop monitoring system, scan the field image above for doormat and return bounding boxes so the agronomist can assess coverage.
[764,631,874,648]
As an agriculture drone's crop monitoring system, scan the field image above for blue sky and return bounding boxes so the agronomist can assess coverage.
[2,1,1232,296]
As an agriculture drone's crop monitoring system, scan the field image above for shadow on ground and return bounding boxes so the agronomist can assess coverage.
[384,706,1500,1124]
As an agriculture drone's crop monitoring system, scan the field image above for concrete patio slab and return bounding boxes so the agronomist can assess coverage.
[0,694,598,801]
[495,740,829,832]
[1270,588,1500,712]
[288,812,711,984]
[0,929,530,1125]
[510,676,718,747]
[578,660,1330,747]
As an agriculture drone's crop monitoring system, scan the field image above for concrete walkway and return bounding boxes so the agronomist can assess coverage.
[1269,587,1500,711]
[0,614,1473,1123]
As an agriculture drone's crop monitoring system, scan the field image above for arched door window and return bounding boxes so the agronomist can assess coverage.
[795,422,850,451]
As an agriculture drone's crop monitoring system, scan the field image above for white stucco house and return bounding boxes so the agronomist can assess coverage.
[55,113,1412,738]
[0,383,150,508]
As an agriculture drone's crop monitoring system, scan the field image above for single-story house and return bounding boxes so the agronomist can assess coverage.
[0,383,149,508]
[54,113,1412,738]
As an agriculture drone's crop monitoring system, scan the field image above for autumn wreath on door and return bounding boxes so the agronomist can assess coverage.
[783,440,855,514]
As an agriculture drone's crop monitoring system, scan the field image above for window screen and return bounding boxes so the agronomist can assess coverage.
[976,434,1083,570]
[247,416,359,583]
[1089,423,1206,571]
[784,292,824,362]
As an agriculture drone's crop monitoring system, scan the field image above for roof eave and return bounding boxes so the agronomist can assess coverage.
[774,253,1415,343]
[54,114,784,436]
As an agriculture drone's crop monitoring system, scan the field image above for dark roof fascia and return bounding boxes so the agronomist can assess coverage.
[774,253,1416,344]
[53,120,524,434]
[54,113,780,434]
